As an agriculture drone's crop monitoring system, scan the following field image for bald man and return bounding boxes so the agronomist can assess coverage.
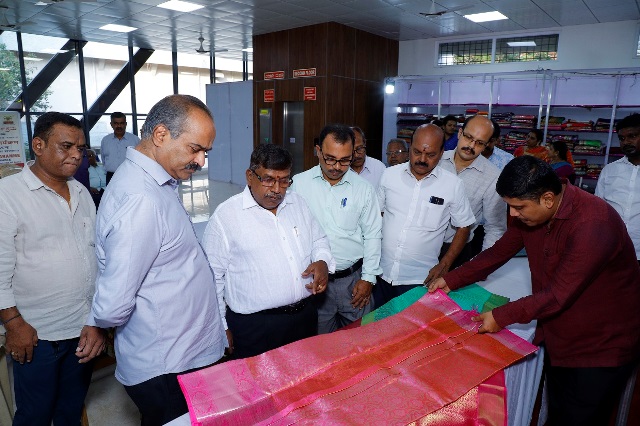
[374,124,475,306]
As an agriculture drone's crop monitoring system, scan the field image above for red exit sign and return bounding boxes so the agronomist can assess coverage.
[293,68,316,78]
[264,71,285,80]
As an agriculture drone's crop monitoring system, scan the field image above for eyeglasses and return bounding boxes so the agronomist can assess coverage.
[461,131,488,148]
[386,149,407,156]
[250,169,293,188]
[354,145,367,154]
[319,150,353,166]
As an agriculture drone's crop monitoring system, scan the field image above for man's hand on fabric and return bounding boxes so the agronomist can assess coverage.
[427,277,451,294]
[76,326,106,363]
[424,261,450,287]
[303,260,328,294]
[224,329,234,356]
[351,280,372,309]
[472,311,502,334]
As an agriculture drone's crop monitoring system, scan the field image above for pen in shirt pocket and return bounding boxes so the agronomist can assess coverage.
[293,226,299,237]
[341,198,347,208]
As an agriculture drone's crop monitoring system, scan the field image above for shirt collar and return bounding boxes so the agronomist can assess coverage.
[443,149,486,172]
[402,162,441,181]
[125,147,177,188]
[311,164,352,186]
[554,181,575,221]
[620,156,639,167]
[241,185,292,213]
[22,162,83,193]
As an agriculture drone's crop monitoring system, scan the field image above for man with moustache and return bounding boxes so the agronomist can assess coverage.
[0,112,105,425]
[596,113,640,264]
[438,115,506,266]
[442,115,460,151]
[100,112,139,184]
[350,126,386,189]
[88,95,227,425]
[385,138,410,166]
[203,144,333,358]
[292,124,382,332]
[373,124,475,306]
[430,156,640,426]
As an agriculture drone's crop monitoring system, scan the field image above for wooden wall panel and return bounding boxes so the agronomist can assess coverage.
[326,22,356,78]
[303,78,326,169]
[289,24,328,76]
[253,30,289,79]
[326,77,354,126]
[354,31,399,82]
[354,79,384,160]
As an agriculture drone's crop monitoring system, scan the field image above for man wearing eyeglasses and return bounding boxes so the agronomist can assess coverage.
[438,115,507,267]
[374,124,475,307]
[350,126,386,189]
[386,138,410,166]
[203,144,334,359]
[291,124,382,333]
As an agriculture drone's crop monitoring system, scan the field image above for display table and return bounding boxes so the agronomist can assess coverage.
[167,257,541,426]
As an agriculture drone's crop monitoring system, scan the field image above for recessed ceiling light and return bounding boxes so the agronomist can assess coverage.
[157,0,205,13]
[507,41,536,47]
[241,47,253,53]
[464,11,508,23]
[100,24,137,33]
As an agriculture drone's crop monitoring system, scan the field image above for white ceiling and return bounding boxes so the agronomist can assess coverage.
[1,0,639,60]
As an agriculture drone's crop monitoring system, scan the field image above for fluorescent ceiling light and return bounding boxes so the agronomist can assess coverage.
[507,41,536,47]
[180,71,194,75]
[241,47,253,52]
[35,1,48,5]
[464,11,508,23]
[100,24,137,33]
[23,57,43,62]
[0,68,10,71]
[157,0,205,13]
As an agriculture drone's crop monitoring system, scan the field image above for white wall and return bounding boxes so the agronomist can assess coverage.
[399,20,640,76]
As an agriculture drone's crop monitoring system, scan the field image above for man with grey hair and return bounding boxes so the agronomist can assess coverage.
[87,95,227,425]
[386,138,409,166]
[350,126,385,188]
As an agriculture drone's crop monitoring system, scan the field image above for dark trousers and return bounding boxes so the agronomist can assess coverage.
[439,226,486,271]
[372,276,423,308]
[13,338,93,426]
[226,299,317,360]
[545,358,635,426]
[124,365,207,426]
[106,171,114,185]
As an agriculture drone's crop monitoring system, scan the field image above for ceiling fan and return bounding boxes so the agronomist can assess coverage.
[420,0,474,17]
[195,36,228,54]
[0,5,35,31]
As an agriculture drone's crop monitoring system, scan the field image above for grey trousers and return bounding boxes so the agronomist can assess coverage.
[317,266,372,334]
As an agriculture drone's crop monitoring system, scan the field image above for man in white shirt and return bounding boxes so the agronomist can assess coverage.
[386,138,410,166]
[203,144,334,359]
[86,149,107,208]
[100,111,140,183]
[350,126,385,188]
[291,124,382,333]
[596,113,640,263]
[439,115,506,267]
[0,112,105,425]
[374,124,475,306]
[482,120,514,171]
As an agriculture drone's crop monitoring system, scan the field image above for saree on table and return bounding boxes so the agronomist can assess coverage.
[178,290,537,425]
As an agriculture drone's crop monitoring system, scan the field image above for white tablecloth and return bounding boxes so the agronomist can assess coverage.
[167,257,542,426]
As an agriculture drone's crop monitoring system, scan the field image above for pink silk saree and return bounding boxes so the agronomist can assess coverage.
[178,291,537,425]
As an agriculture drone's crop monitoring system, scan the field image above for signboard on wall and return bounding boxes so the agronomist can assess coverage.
[0,111,25,167]
[293,68,316,78]
[264,71,285,80]
[264,89,275,102]
[304,87,317,101]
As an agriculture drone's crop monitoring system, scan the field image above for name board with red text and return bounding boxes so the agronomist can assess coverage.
[304,87,316,101]
[293,68,316,78]
[264,71,285,80]
[264,89,275,102]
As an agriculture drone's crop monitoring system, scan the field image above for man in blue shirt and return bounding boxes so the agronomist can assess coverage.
[100,112,140,184]
[88,95,226,425]
[442,115,459,151]
[291,124,382,333]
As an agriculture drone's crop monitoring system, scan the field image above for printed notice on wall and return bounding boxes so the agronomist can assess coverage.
[0,111,25,166]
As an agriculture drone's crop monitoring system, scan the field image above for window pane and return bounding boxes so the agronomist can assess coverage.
[21,34,82,113]
[495,34,559,63]
[0,32,20,111]
[438,39,492,66]
[134,50,175,114]
[83,41,134,112]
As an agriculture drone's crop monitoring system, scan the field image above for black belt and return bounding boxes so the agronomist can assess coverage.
[329,258,363,280]
[259,297,311,315]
